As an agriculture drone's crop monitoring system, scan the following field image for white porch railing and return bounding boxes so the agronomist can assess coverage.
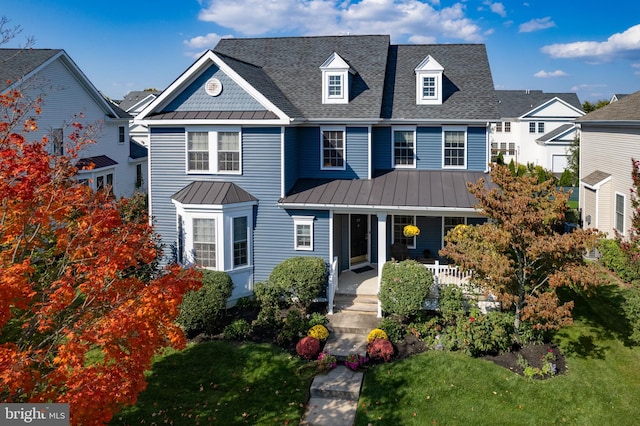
[423,260,472,285]
[327,256,338,315]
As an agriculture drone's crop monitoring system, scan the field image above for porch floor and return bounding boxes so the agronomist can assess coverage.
[336,266,378,296]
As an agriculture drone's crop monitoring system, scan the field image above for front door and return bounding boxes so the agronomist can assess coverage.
[350,214,368,266]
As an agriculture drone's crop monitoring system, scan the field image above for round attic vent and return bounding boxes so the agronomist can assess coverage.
[205,78,223,96]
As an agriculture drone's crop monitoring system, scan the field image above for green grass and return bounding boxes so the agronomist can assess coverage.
[112,341,315,425]
[356,282,640,425]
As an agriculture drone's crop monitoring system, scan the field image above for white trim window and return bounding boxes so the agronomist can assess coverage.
[233,216,248,267]
[443,217,466,239]
[328,74,343,98]
[118,126,126,144]
[321,128,346,170]
[173,201,255,271]
[393,215,416,249]
[615,192,625,233]
[443,127,466,168]
[193,218,217,268]
[293,216,314,251]
[529,122,536,133]
[186,128,241,174]
[52,128,64,155]
[393,128,416,168]
[422,76,436,99]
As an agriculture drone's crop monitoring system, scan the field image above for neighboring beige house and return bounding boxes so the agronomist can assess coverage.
[493,90,584,173]
[577,90,640,237]
[0,48,148,197]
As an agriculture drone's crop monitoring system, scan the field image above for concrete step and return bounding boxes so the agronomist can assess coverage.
[301,396,358,426]
[333,294,378,314]
[309,365,363,400]
[328,311,380,335]
[323,332,367,359]
[334,293,378,305]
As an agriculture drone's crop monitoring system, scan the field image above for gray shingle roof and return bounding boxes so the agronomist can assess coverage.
[577,90,640,122]
[118,90,160,111]
[0,49,62,92]
[582,170,611,187]
[148,110,278,120]
[384,44,500,120]
[214,35,391,120]
[496,90,582,118]
[536,123,575,143]
[172,181,257,205]
[281,169,492,209]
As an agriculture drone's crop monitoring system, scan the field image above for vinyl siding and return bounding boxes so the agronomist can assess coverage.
[372,127,392,171]
[416,127,442,169]
[467,127,488,171]
[282,209,331,264]
[297,126,367,179]
[580,126,640,236]
[284,127,299,194]
[163,65,265,112]
[150,126,290,283]
[21,58,138,198]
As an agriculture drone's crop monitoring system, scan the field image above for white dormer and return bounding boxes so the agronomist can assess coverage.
[320,52,352,104]
[415,55,444,105]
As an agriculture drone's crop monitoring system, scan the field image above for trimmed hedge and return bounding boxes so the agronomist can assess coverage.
[599,239,640,284]
[176,270,233,337]
[268,256,328,311]
[379,259,433,318]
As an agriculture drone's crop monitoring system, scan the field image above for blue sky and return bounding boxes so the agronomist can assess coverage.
[3,0,640,103]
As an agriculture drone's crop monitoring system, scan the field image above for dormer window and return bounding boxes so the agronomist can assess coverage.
[415,55,444,105]
[320,52,352,104]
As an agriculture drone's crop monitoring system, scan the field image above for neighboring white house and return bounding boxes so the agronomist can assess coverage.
[492,90,584,173]
[0,48,147,197]
[116,90,159,147]
[577,90,640,238]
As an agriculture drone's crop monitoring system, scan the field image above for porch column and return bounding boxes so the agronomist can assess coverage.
[376,212,387,318]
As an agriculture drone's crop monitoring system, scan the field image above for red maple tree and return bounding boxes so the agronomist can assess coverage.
[0,88,200,424]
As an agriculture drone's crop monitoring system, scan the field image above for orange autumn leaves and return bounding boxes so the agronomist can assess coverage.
[0,91,200,425]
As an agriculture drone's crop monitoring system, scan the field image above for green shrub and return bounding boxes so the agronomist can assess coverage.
[455,311,515,356]
[379,260,433,318]
[378,316,406,343]
[268,256,328,311]
[277,310,309,346]
[307,312,329,328]
[176,270,233,337]
[623,285,640,345]
[439,284,466,324]
[599,239,640,283]
[253,280,282,326]
[223,319,251,340]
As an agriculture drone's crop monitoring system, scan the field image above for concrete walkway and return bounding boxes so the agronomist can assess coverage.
[301,268,380,426]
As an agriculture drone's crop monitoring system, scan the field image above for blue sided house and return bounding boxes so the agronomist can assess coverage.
[136,35,500,303]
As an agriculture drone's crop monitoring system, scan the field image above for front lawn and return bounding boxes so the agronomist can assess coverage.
[112,341,315,425]
[356,283,640,425]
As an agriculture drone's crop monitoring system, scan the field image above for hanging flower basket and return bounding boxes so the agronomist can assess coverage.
[403,224,420,238]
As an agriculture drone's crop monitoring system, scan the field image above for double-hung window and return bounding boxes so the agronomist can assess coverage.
[529,122,536,133]
[443,127,466,168]
[538,122,545,133]
[187,128,241,174]
[393,128,416,167]
[118,126,126,144]
[52,128,64,156]
[615,193,625,233]
[496,122,502,132]
[233,216,248,267]
[422,76,436,99]
[504,122,511,132]
[328,74,343,98]
[321,128,345,169]
[193,218,216,268]
[293,216,314,251]
[393,215,416,249]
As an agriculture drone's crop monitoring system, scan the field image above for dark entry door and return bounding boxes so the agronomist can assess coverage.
[350,214,368,265]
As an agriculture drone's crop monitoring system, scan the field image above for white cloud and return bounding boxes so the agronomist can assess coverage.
[519,16,555,33]
[184,32,228,49]
[570,83,607,92]
[541,24,640,61]
[484,1,506,17]
[194,0,484,43]
[534,69,568,78]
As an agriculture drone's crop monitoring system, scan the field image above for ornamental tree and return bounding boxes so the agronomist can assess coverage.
[440,164,602,336]
[0,89,200,425]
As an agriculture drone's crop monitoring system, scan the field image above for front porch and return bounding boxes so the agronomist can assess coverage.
[327,258,483,317]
